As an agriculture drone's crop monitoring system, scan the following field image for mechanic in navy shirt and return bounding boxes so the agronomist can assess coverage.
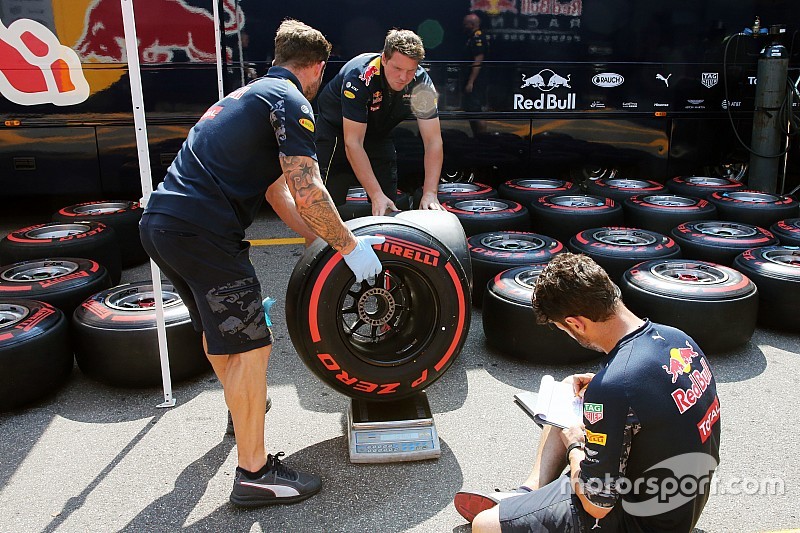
[266,29,444,245]
[462,13,489,136]
[140,20,384,508]
[456,253,721,532]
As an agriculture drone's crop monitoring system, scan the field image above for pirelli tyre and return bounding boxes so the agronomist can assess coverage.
[337,188,411,219]
[733,246,800,331]
[497,178,581,206]
[623,194,717,235]
[468,231,563,305]
[482,266,598,363]
[413,182,496,208]
[670,221,779,266]
[0,299,72,412]
[0,222,122,285]
[585,178,667,203]
[771,218,800,246]
[52,200,147,267]
[443,198,530,236]
[0,258,112,315]
[568,227,682,283]
[286,216,471,401]
[72,281,209,387]
[529,194,624,245]
[708,190,800,228]
[665,176,745,199]
[620,259,758,353]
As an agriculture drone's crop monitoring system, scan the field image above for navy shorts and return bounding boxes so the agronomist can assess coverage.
[139,213,272,355]
[499,475,621,533]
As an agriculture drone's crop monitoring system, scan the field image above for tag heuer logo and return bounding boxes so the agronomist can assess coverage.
[584,403,604,424]
[701,72,719,88]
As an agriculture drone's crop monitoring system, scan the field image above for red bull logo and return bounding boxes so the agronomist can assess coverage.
[0,18,89,106]
[470,0,518,14]
[662,341,699,384]
[360,64,379,86]
[76,0,244,63]
[671,358,713,414]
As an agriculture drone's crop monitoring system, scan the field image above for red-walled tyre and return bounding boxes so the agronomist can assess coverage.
[286,216,471,401]
[568,227,682,283]
[708,190,800,228]
[665,176,745,199]
[482,265,598,363]
[529,194,624,244]
[468,231,564,305]
[52,200,146,267]
[623,194,717,235]
[0,222,122,285]
[443,198,530,236]
[72,281,209,387]
[733,246,800,331]
[0,258,111,315]
[620,259,758,353]
[586,178,667,203]
[497,178,581,206]
[0,299,72,412]
[670,221,778,266]
[770,218,800,246]
[413,182,497,208]
[337,188,411,219]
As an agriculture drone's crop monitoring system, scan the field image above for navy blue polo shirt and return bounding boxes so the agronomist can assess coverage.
[145,66,317,240]
[579,320,721,532]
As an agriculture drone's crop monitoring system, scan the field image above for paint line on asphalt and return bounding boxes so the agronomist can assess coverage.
[248,237,305,246]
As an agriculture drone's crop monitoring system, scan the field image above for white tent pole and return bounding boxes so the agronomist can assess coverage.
[212,0,225,99]
[120,0,175,408]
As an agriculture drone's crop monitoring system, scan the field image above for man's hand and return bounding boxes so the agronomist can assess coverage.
[562,373,595,397]
[561,423,586,449]
[418,191,444,210]
[343,236,385,282]
[370,192,400,216]
[465,80,474,94]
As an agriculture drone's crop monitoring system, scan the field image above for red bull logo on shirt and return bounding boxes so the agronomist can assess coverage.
[662,341,699,384]
[360,59,380,86]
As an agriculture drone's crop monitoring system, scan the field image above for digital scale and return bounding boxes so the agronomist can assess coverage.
[347,391,440,463]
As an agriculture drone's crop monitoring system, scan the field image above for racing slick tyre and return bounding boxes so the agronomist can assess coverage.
[670,221,779,266]
[585,178,667,203]
[733,246,800,331]
[497,178,581,206]
[623,194,717,236]
[468,231,564,306]
[443,199,530,236]
[665,176,745,199]
[0,258,112,315]
[528,194,624,245]
[286,216,471,401]
[0,222,122,285]
[482,265,598,363]
[708,190,800,229]
[620,259,758,353]
[0,299,72,412]
[770,218,800,246]
[72,281,209,387]
[568,228,682,283]
[52,200,147,267]
[413,182,496,208]
[337,188,411,219]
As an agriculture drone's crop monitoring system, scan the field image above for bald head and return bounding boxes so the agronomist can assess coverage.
[463,14,481,32]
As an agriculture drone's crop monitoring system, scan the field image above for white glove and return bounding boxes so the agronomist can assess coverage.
[343,235,385,283]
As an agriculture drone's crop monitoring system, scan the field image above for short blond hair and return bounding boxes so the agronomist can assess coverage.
[274,19,331,68]
[383,29,425,61]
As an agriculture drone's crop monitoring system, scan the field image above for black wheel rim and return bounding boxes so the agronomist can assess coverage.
[105,284,182,310]
[550,195,604,207]
[453,199,510,212]
[337,262,437,367]
[1,260,80,282]
[441,170,474,183]
[592,229,658,246]
[73,202,132,214]
[722,191,780,203]
[650,261,729,284]
[763,248,800,267]
[642,195,697,207]
[514,268,542,289]
[480,234,546,251]
[694,222,758,238]
[25,223,92,239]
[0,303,29,328]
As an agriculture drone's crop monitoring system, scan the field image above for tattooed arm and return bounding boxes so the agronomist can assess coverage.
[279,155,357,254]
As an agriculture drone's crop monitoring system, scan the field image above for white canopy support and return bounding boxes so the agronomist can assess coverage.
[212,0,226,99]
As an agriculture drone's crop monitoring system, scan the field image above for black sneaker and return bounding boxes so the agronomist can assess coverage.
[226,396,272,436]
[229,452,322,507]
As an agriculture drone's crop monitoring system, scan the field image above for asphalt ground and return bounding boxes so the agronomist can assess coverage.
[0,201,798,533]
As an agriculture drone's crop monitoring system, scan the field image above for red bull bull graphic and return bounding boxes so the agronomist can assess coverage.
[662,341,699,384]
[470,0,518,15]
[360,61,380,86]
[0,18,89,105]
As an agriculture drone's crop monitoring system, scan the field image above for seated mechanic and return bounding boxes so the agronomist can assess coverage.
[266,28,444,245]
[455,253,721,532]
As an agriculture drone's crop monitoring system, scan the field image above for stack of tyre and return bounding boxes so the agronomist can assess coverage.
[0,200,208,412]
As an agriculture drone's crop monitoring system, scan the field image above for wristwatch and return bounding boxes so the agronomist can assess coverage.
[565,441,585,464]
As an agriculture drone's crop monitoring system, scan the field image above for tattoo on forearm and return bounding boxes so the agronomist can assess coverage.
[280,155,353,251]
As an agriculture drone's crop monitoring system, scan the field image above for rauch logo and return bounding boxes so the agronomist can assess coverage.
[592,73,624,87]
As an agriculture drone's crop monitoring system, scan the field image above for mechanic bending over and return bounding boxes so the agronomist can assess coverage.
[267,28,445,245]
[140,20,383,508]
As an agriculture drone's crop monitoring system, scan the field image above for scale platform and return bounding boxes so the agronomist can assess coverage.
[347,391,440,463]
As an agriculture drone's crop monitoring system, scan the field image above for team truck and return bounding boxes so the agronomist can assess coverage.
[1,0,799,198]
